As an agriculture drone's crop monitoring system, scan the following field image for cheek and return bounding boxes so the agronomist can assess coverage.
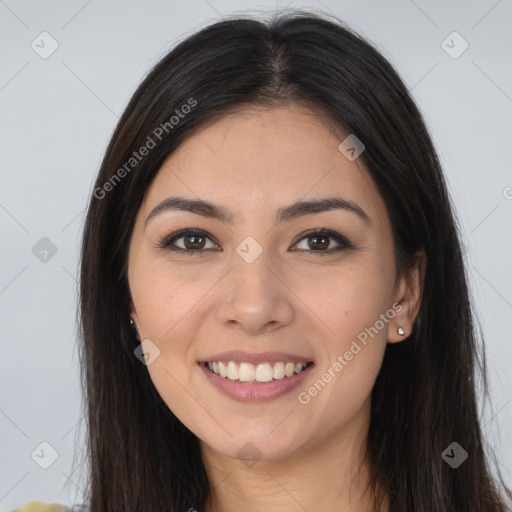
[145,358,208,439]
[135,274,203,421]
[333,274,393,366]
[130,262,216,391]
[131,260,216,340]
[293,257,392,413]
[295,253,394,338]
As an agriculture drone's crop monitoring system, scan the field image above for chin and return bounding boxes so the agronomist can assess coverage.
[201,430,307,465]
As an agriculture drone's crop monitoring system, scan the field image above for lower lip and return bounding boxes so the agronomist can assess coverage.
[199,362,315,402]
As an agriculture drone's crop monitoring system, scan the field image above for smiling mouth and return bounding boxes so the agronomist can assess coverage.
[202,360,314,383]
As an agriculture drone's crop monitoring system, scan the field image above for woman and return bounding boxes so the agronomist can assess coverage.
[75,9,511,512]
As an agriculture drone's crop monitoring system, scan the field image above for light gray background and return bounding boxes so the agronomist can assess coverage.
[1,0,511,510]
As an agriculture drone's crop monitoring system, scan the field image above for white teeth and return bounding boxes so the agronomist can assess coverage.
[273,362,285,379]
[238,362,256,382]
[218,361,227,378]
[205,360,309,382]
[256,363,273,382]
[227,361,238,380]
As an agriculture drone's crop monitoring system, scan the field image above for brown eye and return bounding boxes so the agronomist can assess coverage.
[292,229,353,255]
[158,228,352,256]
[183,234,206,250]
[158,229,219,255]
[307,234,330,251]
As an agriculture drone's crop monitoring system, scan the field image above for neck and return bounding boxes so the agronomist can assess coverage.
[201,398,388,512]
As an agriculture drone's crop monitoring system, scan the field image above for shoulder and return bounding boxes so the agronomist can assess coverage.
[10,501,73,512]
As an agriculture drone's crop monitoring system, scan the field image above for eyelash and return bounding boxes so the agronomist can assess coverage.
[156,228,353,256]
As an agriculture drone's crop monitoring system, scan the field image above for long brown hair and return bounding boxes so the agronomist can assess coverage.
[75,9,512,511]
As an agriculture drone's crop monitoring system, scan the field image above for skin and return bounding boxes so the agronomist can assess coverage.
[127,104,425,512]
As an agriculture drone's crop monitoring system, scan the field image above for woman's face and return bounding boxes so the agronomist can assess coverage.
[128,104,420,463]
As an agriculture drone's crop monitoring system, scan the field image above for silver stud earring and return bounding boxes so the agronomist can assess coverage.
[397,327,405,336]
[130,318,140,341]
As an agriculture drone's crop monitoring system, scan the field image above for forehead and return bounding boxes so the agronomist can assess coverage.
[140,105,387,226]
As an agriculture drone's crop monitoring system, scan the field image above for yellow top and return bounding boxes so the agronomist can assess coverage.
[11,501,71,512]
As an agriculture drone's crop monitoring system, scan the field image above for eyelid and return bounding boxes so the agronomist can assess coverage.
[156,227,353,254]
[290,228,353,254]
[156,228,220,252]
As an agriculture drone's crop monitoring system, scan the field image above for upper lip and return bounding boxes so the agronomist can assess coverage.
[198,351,314,366]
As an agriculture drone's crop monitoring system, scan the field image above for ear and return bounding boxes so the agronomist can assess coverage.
[387,249,426,343]
[129,300,138,324]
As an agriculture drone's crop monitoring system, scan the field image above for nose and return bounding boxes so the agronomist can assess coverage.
[215,251,294,335]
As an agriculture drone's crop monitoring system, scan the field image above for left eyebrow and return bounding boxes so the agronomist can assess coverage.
[276,197,371,227]
[144,196,371,228]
